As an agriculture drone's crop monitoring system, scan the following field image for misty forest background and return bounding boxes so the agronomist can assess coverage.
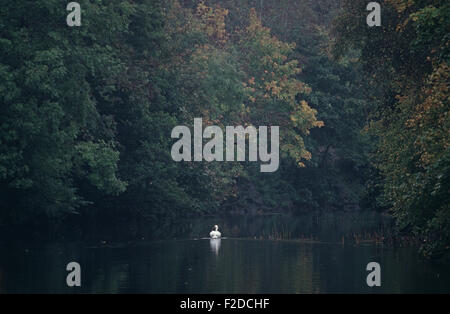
[0,0,448,258]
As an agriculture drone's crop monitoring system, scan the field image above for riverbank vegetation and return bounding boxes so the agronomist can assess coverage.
[0,0,448,258]
[333,0,449,258]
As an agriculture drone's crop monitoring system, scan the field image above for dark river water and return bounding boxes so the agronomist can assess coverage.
[0,213,449,293]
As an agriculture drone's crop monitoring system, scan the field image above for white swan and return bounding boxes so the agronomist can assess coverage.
[209,225,221,239]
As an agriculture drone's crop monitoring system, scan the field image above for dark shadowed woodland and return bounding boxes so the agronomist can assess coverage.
[0,0,449,260]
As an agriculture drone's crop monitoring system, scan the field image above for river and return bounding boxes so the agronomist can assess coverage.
[0,212,449,293]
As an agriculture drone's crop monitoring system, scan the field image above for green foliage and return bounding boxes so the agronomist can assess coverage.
[74,141,126,195]
[0,0,386,243]
[333,0,450,258]
[0,0,130,219]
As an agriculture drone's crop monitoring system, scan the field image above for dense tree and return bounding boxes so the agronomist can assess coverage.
[2,0,445,260]
[0,0,131,222]
[0,0,324,230]
[333,0,449,257]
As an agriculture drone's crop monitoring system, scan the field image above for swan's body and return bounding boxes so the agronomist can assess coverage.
[210,230,221,238]
[209,225,221,239]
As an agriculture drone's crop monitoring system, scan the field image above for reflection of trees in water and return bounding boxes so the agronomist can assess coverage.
[0,211,442,294]
[1,239,449,293]
[90,263,128,294]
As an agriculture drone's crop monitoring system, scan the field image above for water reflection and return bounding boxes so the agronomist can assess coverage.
[209,238,221,256]
[0,238,449,293]
[0,213,449,293]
